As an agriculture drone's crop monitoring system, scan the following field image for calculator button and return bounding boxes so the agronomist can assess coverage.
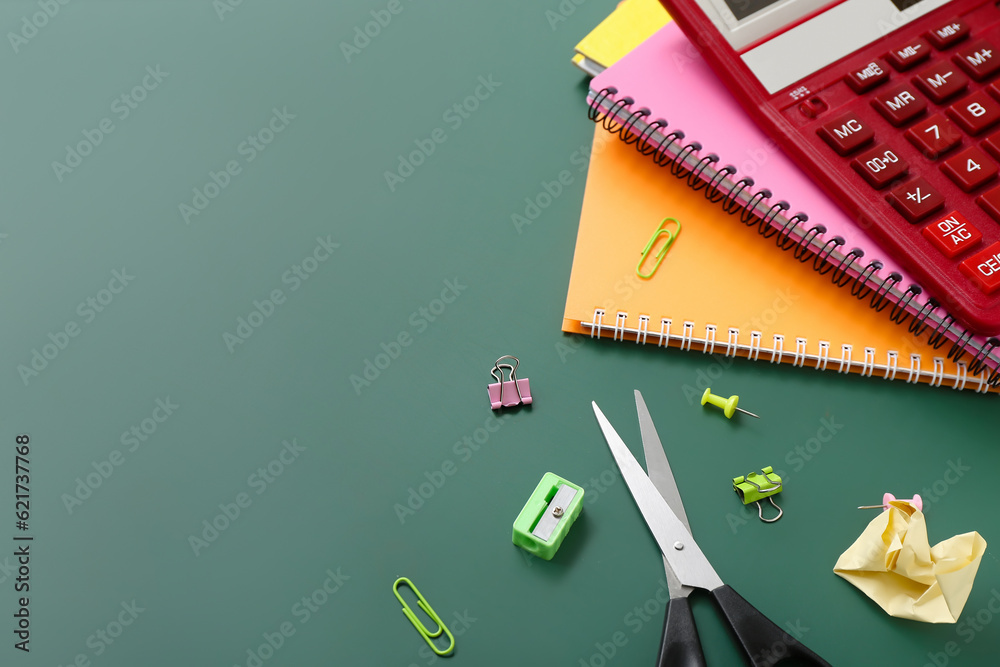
[922,212,982,258]
[906,114,962,158]
[927,19,969,50]
[960,241,1000,293]
[954,39,1000,81]
[942,147,998,191]
[914,62,968,103]
[873,84,928,126]
[947,90,1000,135]
[888,177,945,222]
[976,184,1000,221]
[982,130,1000,161]
[851,144,908,188]
[887,38,931,71]
[817,111,874,155]
[845,60,889,93]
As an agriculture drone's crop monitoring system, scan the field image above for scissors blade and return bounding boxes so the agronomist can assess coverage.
[634,390,693,600]
[593,401,723,592]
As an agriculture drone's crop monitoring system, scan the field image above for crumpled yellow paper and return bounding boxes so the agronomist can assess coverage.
[833,501,986,623]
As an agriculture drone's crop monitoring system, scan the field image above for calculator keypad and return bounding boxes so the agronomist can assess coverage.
[809,6,1000,302]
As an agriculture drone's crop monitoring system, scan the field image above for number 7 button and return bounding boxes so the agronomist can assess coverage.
[906,114,961,158]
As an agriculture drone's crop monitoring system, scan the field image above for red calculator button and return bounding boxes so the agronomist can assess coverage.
[888,177,945,222]
[906,114,962,158]
[914,61,968,103]
[922,212,982,258]
[942,146,998,191]
[873,84,928,126]
[976,184,1000,221]
[982,130,1000,161]
[927,19,969,50]
[887,38,931,71]
[954,40,1000,81]
[817,111,874,155]
[948,90,1000,134]
[960,241,1000,293]
[845,60,889,93]
[947,90,1000,135]
[851,144,908,188]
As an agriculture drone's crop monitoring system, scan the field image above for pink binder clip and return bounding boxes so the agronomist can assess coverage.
[488,355,532,410]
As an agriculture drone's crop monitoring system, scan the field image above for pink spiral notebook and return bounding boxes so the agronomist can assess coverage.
[588,21,1000,385]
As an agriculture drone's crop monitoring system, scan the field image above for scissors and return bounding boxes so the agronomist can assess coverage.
[592,391,832,667]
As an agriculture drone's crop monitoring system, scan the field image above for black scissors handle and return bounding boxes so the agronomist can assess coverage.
[656,598,706,667]
[710,585,831,667]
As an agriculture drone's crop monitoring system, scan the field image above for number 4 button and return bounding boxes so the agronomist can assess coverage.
[888,177,945,222]
[941,146,998,191]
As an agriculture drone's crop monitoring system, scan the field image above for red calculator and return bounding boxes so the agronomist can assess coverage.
[660,0,1000,335]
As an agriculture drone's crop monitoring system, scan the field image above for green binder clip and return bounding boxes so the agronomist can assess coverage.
[393,577,455,657]
[733,467,783,523]
[512,472,584,560]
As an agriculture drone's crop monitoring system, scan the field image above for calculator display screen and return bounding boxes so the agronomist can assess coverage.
[721,0,786,22]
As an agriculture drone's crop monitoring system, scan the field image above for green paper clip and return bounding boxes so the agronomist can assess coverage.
[393,578,455,657]
[733,467,783,523]
[636,217,681,279]
[512,472,584,560]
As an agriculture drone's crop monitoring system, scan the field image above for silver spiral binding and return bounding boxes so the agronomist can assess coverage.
[586,85,1000,385]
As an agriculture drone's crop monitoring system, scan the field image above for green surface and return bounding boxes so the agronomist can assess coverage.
[2,1,999,666]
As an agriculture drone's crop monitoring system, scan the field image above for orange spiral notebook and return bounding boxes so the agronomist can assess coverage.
[563,125,996,393]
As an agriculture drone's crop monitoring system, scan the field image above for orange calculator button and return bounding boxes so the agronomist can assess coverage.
[960,241,1000,293]
[922,212,982,258]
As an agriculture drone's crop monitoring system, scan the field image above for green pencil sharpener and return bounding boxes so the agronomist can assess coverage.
[512,472,584,561]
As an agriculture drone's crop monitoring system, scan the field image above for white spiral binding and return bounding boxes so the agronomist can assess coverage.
[930,357,944,387]
[793,338,807,368]
[771,334,785,364]
[575,313,995,393]
[637,315,650,345]
[659,319,672,348]
[885,350,899,381]
[862,348,876,377]
[816,341,830,371]
[704,325,717,355]
[749,331,762,361]
[680,321,695,351]
[725,328,739,357]
[614,312,627,341]
[592,309,605,338]
[907,353,921,384]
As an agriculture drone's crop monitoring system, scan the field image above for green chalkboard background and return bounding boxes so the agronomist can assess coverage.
[2,1,998,666]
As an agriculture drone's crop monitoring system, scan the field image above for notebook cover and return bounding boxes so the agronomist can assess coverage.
[587,21,1000,376]
[572,0,669,74]
[562,124,995,392]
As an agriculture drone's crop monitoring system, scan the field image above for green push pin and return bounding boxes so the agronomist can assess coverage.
[701,388,760,419]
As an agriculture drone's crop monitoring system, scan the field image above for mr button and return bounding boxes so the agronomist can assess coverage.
[960,241,1000,293]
